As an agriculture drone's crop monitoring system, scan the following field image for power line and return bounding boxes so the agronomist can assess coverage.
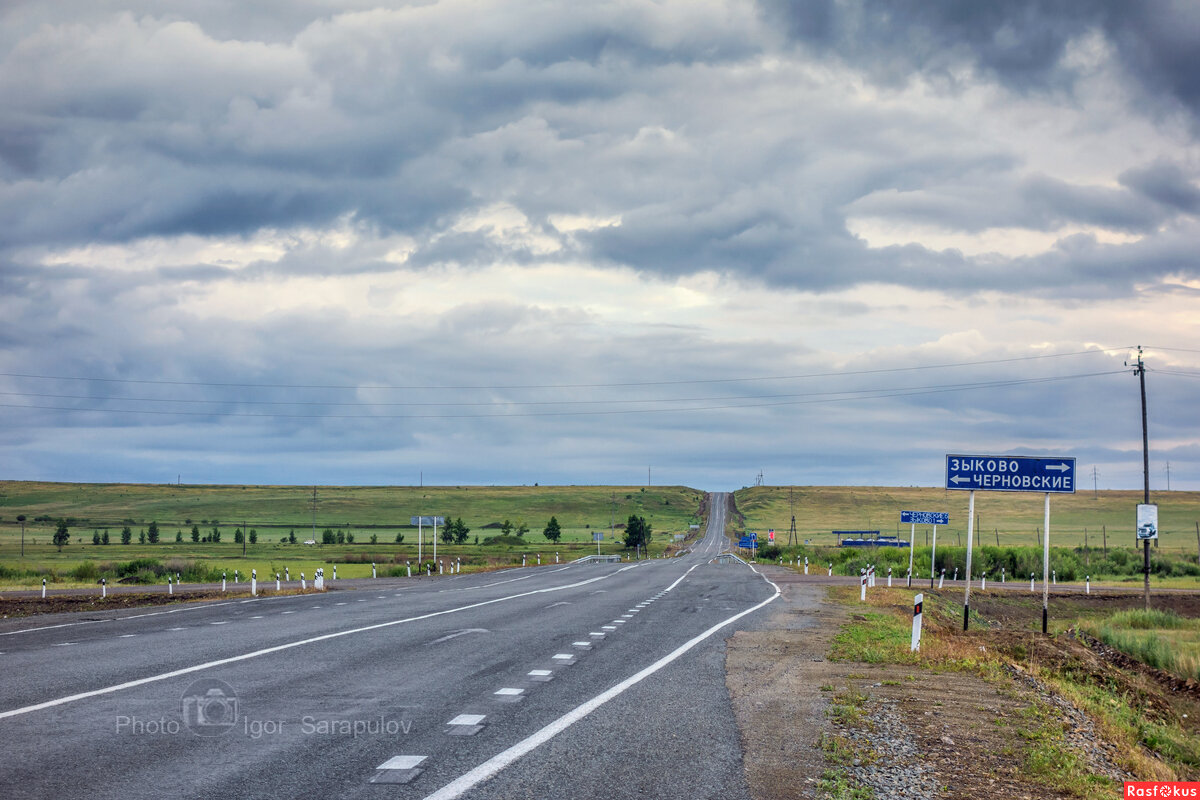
[0,347,1130,392]
[0,371,1123,421]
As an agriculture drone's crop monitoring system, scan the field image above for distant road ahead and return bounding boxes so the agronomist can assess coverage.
[0,492,782,800]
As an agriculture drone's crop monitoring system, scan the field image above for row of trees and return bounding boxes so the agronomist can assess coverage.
[50,514,655,552]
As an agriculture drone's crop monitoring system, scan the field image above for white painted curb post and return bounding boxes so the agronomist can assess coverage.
[406,560,411,578]
[168,577,173,595]
[42,578,46,599]
[333,565,337,581]
[426,564,431,576]
[101,578,106,598]
[252,569,257,596]
[911,594,924,652]
[301,573,306,590]
[953,567,958,582]
[522,554,527,567]
[938,569,945,589]
[457,557,461,573]
[222,572,227,592]
[1001,567,1005,583]
[860,569,867,601]
[828,563,833,577]
[556,552,560,564]
[804,556,808,575]
[285,567,289,582]
[537,553,541,565]
[888,567,893,587]
[276,573,280,592]
[1086,575,1091,594]
[372,562,377,579]
[1030,572,1035,592]
[235,569,240,584]
[981,572,987,591]
[1052,569,1056,585]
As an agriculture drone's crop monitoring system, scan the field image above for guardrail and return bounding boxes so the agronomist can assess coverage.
[571,554,623,564]
[710,553,748,566]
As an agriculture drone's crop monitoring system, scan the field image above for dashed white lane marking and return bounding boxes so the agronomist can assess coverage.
[250,616,263,619]
[448,714,486,726]
[551,653,573,661]
[620,614,634,618]
[612,620,626,624]
[52,643,75,647]
[527,670,552,678]
[119,634,136,638]
[571,641,591,649]
[169,627,184,631]
[357,599,366,602]
[493,688,523,697]
[336,602,347,606]
[419,564,780,800]
[281,611,295,615]
[601,625,616,631]
[1,567,635,722]
[371,755,428,785]
[589,632,605,638]
[210,621,229,626]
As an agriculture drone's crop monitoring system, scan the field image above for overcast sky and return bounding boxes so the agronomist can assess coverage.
[1,1,1197,492]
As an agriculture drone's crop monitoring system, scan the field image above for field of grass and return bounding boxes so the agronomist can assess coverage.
[1080,609,1200,682]
[734,485,1200,554]
[0,482,705,588]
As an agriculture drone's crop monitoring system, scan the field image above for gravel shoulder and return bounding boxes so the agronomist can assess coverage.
[725,567,1128,799]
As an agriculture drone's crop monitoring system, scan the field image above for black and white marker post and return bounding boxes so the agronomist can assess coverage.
[911,593,923,652]
[963,490,975,631]
[1042,492,1050,634]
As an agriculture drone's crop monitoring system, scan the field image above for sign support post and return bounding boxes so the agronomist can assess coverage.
[907,523,915,588]
[963,490,975,630]
[1042,493,1051,633]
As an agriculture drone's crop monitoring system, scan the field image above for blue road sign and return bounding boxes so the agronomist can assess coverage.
[738,536,756,549]
[901,510,949,525]
[945,454,1076,493]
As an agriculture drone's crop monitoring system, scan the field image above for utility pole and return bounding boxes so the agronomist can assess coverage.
[1131,346,1151,611]
[1092,466,1099,499]
[1165,462,1171,492]
[787,487,798,547]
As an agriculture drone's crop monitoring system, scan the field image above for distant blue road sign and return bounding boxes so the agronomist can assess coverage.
[901,510,949,525]
[738,536,756,549]
[411,516,445,526]
[945,454,1076,493]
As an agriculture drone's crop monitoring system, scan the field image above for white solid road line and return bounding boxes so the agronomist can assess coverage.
[420,567,781,800]
[0,564,644,721]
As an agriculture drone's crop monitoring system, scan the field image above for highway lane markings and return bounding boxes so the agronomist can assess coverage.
[370,755,427,785]
[281,611,296,615]
[544,601,571,609]
[427,628,489,646]
[601,625,616,631]
[493,688,524,704]
[210,621,229,626]
[588,632,605,639]
[551,653,575,664]
[0,565,643,721]
[52,642,75,647]
[0,599,246,638]
[611,619,626,624]
[119,634,136,638]
[527,670,553,682]
[571,641,592,650]
[446,714,486,736]
[250,616,263,619]
[418,563,781,800]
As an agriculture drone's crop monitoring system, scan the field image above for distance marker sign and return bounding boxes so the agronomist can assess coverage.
[945,454,1076,494]
[900,510,949,525]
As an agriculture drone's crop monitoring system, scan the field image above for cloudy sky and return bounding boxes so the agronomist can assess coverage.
[1,0,1197,491]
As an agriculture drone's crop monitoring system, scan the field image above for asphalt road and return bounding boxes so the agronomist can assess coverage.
[0,493,783,800]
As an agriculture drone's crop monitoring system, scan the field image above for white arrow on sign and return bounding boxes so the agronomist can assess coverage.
[949,476,972,485]
[1045,463,1071,472]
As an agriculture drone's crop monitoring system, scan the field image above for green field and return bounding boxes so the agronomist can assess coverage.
[0,482,705,588]
[734,486,1200,554]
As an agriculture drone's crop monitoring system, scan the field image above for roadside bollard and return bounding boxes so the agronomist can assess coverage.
[911,594,924,652]
[457,558,461,573]
[938,569,945,589]
[301,573,306,590]
[251,569,257,596]
[556,552,560,564]
[537,554,541,565]
[981,572,987,591]
[804,557,809,575]
[168,577,173,595]
[1001,567,1005,583]
[285,568,290,582]
[1030,572,1035,592]
[235,570,239,584]
[102,577,106,598]
[222,572,227,592]
[276,573,281,591]
[522,554,527,567]
[333,566,337,581]
[176,572,181,587]
[906,567,912,588]
[953,568,958,582]
[406,561,412,578]
[860,569,867,601]
[1086,575,1090,594]
[887,567,893,587]
[828,563,833,577]
[42,578,46,599]
[372,563,377,579]
[1052,570,1056,585]
[439,560,444,575]
[426,564,431,577]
